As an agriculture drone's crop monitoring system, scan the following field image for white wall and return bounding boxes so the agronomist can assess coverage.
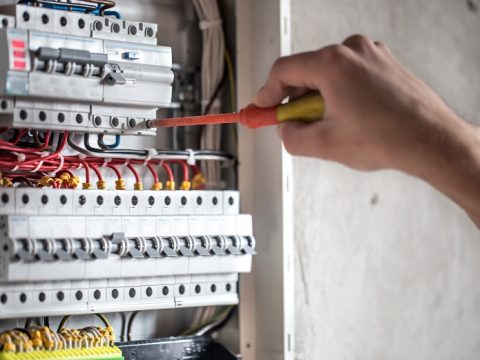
[291,1,480,359]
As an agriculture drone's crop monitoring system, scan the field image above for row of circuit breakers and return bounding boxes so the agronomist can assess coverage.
[0,4,256,319]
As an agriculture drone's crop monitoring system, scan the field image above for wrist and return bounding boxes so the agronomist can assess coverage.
[405,111,480,222]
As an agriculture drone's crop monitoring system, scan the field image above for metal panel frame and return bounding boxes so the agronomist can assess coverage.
[237,1,294,359]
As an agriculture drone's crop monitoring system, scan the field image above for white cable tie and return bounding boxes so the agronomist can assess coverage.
[199,19,222,30]
[123,159,130,166]
[40,151,50,158]
[102,157,112,167]
[31,160,44,173]
[78,153,87,160]
[49,153,64,176]
[186,148,196,166]
[12,152,26,162]
[143,148,157,165]
[10,165,18,171]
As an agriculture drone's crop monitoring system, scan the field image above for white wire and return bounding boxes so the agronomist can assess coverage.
[193,0,225,187]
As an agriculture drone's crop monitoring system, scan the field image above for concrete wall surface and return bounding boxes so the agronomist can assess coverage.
[291,1,480,359]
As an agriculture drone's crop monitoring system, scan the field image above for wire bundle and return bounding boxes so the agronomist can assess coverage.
[0,315,122,360]
[0,130,233,191]
[193,0,226,187]
[17,0,117,16]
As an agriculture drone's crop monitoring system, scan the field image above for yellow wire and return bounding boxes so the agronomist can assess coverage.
[224,47,236,112]
[224,47,238,145]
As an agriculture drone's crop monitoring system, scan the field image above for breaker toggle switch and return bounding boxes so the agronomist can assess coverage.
[91,237,110,259]
[144,237,162,258]
[35,238,55,262]
[12,238,36,262]
[161,236,179,257]
[54,238,74,260]
[124,237,147,258]
[193,236,212,256]
[72,237,92,260]
[177,236,195,257]
[225,235,242,255]
[241,236,256,255]
[105,64,126,85]
[209,235,226,256]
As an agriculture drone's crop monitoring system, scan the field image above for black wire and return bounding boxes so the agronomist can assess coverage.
[80,133,236,162]
[204,70,227,116]
[84,133,146,156]
[55,132,66,152]
[43,317,50,328]
[24,318,32,328]
[120,313,126,342]
[126,311,139,342]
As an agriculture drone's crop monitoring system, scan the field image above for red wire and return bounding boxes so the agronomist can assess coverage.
[106,164,121,179]
[89,163,103,182]
[126,163,140,184]
[11,130,27,145]
[174,161,189,182]
[146,163,159,184]
[162,162,174,182]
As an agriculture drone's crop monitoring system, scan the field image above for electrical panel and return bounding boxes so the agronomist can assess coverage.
[0,1,254,359]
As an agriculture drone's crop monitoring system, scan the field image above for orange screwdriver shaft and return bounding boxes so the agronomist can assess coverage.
[145,94,325,129]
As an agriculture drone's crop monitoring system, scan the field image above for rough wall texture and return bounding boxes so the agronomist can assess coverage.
[291,1,480,359]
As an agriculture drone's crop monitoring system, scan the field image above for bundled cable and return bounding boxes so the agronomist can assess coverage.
[193,0,225,188]
[0,314,122,360]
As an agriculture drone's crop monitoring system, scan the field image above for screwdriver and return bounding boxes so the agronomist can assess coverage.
[145,93,325,129]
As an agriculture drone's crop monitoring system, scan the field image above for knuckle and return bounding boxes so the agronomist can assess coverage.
[271,56,289,73]
[344,34,371,46]
[317,44,349,63]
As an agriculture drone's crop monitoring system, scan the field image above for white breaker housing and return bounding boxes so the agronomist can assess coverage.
[0,4,173,135]
[0,190,255,318]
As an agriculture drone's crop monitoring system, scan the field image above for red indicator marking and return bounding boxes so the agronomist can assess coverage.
[11,39,25,49]
[13,50,26,58]
[13,61,26,70]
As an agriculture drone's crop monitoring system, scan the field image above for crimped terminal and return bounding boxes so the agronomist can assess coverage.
[180,180,191,191]
[191,173,206,190]
[115,178,126,190]
[82,182,93,190]
[151,181,163,191]
[97,180,107,190]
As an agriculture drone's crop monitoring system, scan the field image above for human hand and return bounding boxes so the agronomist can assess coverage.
[254,35,480,225]
[254,35,475,173]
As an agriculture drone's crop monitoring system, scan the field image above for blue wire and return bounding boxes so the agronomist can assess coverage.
[98,134,121,149]
[20,1,122,17]
[104,10,122,19]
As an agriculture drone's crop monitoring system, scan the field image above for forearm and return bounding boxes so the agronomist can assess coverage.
[404,115,480,226]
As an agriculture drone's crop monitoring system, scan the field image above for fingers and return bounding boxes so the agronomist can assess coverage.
[277,120,332,158]
[253,51,324,108]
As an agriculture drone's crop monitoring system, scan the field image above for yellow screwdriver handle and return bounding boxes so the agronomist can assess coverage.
[276,93,325,124]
